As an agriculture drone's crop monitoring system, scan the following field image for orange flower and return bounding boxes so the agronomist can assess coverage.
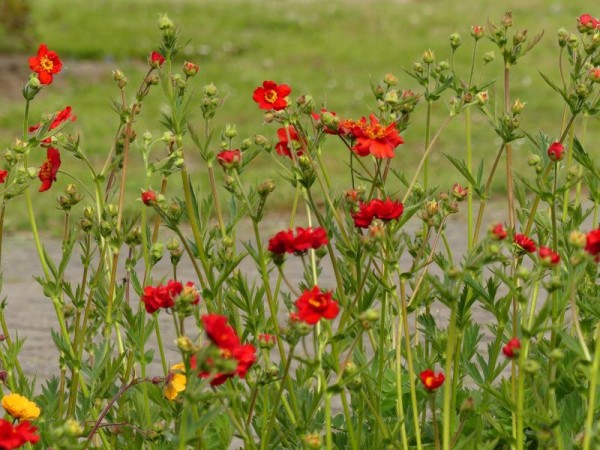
[1,393,40,421]
[351,114,403,158]
[29,44,62,85]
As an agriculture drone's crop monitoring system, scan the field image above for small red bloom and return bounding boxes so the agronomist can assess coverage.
[295,286,339,325]
[0,419,40,449]
[0,171,7,184]
[275,126,304,158]
[351,114,403,158]
[268,229,295,254]
[352,202,376,228]
[419,369,444,391]
[149,51,165,68]
[351,198,404,228]
[202,314,240,351]
[29,106,76,133]
[502,337,521,359]
[547,141,565,162]
[38,147,61,192]
[514,233,536,253]
[141,280,183,314]
[252,80,291,111]
[141,190,157,206]
[491,223,507,240]
[29,43,62,85]
[585,228,600,258]
[217,149,242,169]
[577,14,600,32]
[268,227,328,255]
[538,246,560,266]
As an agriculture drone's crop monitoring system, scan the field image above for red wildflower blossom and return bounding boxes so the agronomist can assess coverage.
[149,51,165,68]
[182,281,201,305]
[0,171,7,184]
[577,14,600,32]
[217,149,242,169]
[29,106,76,133]
[491,223,507,240]
[0,419,39,449]
[419,369,445,391]
[502,337,521,359]
[252,80,291,111]
[513,233,536,253]
[29,43,62,85]
[141,190,157,206]
[275,126,304,158]
[268,227,328,255]
[351,198,404,228]
[585,228,600,258]
[351,114,403,158]
[141,280,183,314]
[538,246,560,266]
[295,286,339,325]
[38,147,61,192]
[202,314,240,351]
[547,141,564,162]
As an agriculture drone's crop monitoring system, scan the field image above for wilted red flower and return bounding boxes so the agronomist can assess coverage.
[29,106,76,133]
[491,223,507,240]
[0,419,39,449]
[513,233,536,253]
[268,227,328,255]
[502,337,521,359]
[275,126,304,158]
[141,190,157,206]
[29,43,62,85]
[295,286,339,325]
[183,61,200,77]
[38,147,61,192]
[585,228,600,258]
[0,171,7,184]
[217,149,242,169]
[252,80,291,111]
[141,280,183,314]
[452,183,468,201]
[547,141,565,162]
[577,14,600,32]
[149,51,165,68]
[538,246,560,266]
[351,198,404,228]
[419,369,444,391]
[351,114,403,158]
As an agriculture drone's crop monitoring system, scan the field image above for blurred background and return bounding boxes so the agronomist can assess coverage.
[0,0,596,231]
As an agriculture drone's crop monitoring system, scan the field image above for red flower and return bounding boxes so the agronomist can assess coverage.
[351,114,403,158]
[141,280,183,314]
[502,337,521,359]
[491,223,507,240]
[29,43,62,85]
[0,419,39,449]
[217,149,242,169]
[149,51,165,68]
[275,126,304,158]
[295,286,339,325]
[268,227,328,255]
[547,141,564,162]
[585,228,600,258]
[141,190,157,206]
[577,14,600,32]
[338,119,357,136]
[38,147,61,192]
[513,233,536,253]
[29,106,76,133]
[419,369,444,391]
[202,314,240,351]
[252,80,291,111]
[538,246,560,266]
[351,198,404,228]
[0,171,7,184]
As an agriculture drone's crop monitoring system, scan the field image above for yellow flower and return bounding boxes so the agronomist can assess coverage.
[164,363,187,400]
[1,393,41,421]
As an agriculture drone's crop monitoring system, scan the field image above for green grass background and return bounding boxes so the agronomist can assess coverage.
[0,0,597,230]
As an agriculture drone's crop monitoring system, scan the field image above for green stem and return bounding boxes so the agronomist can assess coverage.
[465,107,473,251]
[582,325,600,450]
[442,305,457,450]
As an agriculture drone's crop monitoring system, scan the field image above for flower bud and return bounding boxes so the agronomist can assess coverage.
[452,183,468,201]
[384,89,399,104]
[383,73,398,86]
[150,242,163,264]
[158,13,174,31]
[112,69,126,82]
[475,91,489,105]
[177,336,194,353]
[483,51,495,64]
[527,154,541,166]
[183,61,200,77]
[576,83,589,98]
[0,370,7,383]
[258,179,276,196]
[422,49,435,64]
[588,67,600,83]
[569,230,587,248]
[303,434,323,449]
[511,99,525,115]
[142,190,157,206]
[413,62,424,74]
[449,32,462,49]
[203,83,218,96]
[547,141,564,162]
[513,29,527,45]
[145,74,159,86]
[501,10,513,28]
[471,25,485,40]
[224,124,237,139]
[557,28,569,47]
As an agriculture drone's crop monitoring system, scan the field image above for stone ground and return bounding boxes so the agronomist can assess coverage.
[1,202,514,381]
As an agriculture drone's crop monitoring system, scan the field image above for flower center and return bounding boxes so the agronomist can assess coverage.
[308,295,324,308]
[39,160,52,179]
[264,89,278,103]
[40,56,54,72]
[363,124,386,139]
[425,376,434,387]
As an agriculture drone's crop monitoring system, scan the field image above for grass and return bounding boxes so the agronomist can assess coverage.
[0,0,598,231]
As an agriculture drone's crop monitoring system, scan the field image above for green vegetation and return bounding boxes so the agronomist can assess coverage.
[0,0,597,230]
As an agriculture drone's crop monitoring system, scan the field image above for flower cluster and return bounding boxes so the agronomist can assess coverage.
[141,280,200,314]
[577,13,600,32]
[195,314,257,386]
[294,286,339,324]
[268,227,328,255]
[352,198,404,228]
